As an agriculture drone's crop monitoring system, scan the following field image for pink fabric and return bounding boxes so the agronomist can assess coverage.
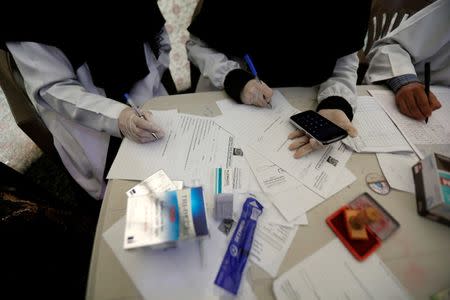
[158,0,198,92]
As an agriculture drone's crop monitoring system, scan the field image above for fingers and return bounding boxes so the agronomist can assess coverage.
[288,135,309,150]
[118,107,165,143]
[395,94,412,119]
[288,130,324,159]
[260,81,273,106]
[414,88,432,118]
[396,83,442,120]
[241,79,273,107]
[429,92,442,110]
[293,139,323,159]
[288,130,305,139]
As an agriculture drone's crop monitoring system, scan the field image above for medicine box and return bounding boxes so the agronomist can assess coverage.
[412,153,450,226]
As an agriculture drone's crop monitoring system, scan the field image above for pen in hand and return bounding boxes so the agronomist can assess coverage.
[244,54,272,109]
[424,62,430,124]
[124,93,159,140]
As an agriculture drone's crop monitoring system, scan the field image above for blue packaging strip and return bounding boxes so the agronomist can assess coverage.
[214,197,263,295]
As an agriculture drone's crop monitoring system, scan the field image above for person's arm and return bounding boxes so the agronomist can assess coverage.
[364,0,448,120]
[288,52,359,159]
[365,0,449,84]
[7,41,127,138]
[187,35,273,106]
[8,42,164,142]
[317,52,358,120]
[186,35,241,89]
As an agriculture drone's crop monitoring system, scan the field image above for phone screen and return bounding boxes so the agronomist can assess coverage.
[290,110,348,144]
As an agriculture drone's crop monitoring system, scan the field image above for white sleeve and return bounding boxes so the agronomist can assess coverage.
[186,35,240,89]
[317,52,358,112]
[6,41,127,137]
[365,0,450,83]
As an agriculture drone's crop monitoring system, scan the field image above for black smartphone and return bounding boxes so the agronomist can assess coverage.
[289,110,348,145]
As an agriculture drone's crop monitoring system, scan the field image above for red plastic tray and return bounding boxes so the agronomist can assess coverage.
[326,206,381,261]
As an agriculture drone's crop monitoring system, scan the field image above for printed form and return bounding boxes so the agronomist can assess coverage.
[107,111,249,205]
[215,90,352,198]
[369,87,450,158]
[243,145,355,222]
[273,239,412,300]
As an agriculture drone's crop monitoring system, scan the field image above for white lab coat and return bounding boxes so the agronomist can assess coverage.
[7,31,170,200]
[187,35,359,112]
[365,0,450,85]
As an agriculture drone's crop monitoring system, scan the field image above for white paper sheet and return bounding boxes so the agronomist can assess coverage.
[273,239,412,300]
[369,87,450,159]
[243,144,356,220]
[233,192,308,227]
[108,112,233,181]
[103,217,256,300]
[250,222,298,278]
[243,145,301,195]
[343,96,412,153]
[215,90,352,198]
[377,152,419,194]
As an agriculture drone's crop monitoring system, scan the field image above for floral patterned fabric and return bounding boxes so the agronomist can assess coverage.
[158,0,199,92]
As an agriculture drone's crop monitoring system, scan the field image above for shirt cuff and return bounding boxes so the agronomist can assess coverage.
[224,69,254,103]
[316,96,354,121]
[386,74,421,93]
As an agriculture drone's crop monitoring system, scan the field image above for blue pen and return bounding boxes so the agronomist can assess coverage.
[243,54,272,109]
[123,93,159,140]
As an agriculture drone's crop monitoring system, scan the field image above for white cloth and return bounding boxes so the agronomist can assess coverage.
[365,0,450,86]
[187,35,359,111]
[7,31,170,199]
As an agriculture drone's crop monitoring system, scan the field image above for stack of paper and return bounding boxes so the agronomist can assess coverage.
[214,90,353,198]
[343,96,412,153]
[369,87,450,159]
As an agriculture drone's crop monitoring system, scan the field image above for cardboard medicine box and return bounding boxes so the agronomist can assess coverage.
[412,153,450,226]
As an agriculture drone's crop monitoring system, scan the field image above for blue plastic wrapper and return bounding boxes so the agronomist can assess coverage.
[214,197,263,295]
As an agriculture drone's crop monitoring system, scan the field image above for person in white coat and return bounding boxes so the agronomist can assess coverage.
[187,0,371,158]
[365,0,449,121]
[3,3,170,200]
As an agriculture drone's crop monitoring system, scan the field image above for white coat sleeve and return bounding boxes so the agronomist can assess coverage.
[364,0,450,84]
[6,42,128,138]
[317,52,359,112]
[186,35,240,89]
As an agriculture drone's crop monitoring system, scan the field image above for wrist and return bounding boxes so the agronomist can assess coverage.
[386,74,420,93]
[317,96,354,121]
[224,69,254,103]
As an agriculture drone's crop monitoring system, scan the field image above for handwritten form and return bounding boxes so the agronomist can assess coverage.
[215,90,352,198]
[273,239,412,300]
[369,87,450,158]
[343,96,412,153]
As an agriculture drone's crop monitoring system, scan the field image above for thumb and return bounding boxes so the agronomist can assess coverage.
[343,122,358,137]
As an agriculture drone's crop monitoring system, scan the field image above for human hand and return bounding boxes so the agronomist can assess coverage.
[118,108,165,143]
[240,79,273,107]
[288,109,357,159]
[395,82,441,120]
